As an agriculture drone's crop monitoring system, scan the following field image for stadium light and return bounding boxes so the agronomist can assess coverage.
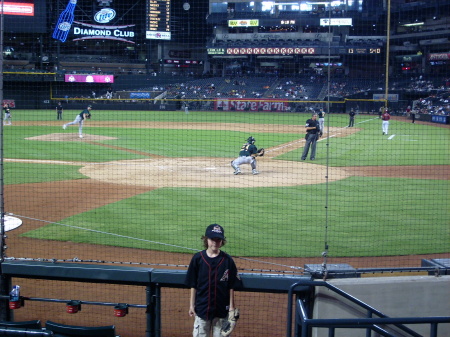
[402,22,424,27]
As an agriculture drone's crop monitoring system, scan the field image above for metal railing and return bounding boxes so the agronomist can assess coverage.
[286,280,450,337]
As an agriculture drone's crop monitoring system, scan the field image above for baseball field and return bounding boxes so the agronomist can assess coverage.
[3,107,449,336]
[4,108,449,266]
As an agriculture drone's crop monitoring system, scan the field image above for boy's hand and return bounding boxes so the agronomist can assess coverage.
[221,308,239,336]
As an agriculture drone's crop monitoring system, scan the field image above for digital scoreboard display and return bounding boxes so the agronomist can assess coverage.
[3,1,34,16]
[339,48,382,54]
[146,0,171,40]
[348,48,381,54]
[65,74,114,83]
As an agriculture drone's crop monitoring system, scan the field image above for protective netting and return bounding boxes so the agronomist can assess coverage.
[1,0,449,335]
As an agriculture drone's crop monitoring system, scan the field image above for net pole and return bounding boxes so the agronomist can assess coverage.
[0,0,5,263]
[384,0,391,109]
[322,0,333,277]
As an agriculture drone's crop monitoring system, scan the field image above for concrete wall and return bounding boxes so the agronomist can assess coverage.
[313,275,450,337]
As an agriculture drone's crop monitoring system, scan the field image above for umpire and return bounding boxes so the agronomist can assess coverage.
[301,113,320,161]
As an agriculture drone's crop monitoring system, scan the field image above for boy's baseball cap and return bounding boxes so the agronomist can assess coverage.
[205,224,225,240]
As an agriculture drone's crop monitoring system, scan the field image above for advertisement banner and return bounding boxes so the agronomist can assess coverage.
[146,31,171,40]
[320,18,352,26]
[228,19,259,27]
[214,98,289,112]
[372,94,399,102]
[431,115,449,124]
[225,47,315,55]
[65,74,114,83]
[2,100,16,108]
[72,22,135,43]
[428,53,450,61]
[130,92,151,99]
[3,2,34,16]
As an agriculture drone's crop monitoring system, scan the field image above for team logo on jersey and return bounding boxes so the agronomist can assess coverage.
[220,269,229,281]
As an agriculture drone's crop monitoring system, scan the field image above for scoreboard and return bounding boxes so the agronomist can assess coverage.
[342,47,382,54]
[207,46,382,56]
[146,0,171,40]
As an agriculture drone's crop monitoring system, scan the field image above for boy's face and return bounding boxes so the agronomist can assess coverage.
[207,237,223,249]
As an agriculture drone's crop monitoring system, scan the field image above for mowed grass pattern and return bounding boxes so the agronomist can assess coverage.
[5,109,449,258]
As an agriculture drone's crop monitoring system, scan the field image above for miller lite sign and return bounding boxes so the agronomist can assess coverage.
[94,8,116,23]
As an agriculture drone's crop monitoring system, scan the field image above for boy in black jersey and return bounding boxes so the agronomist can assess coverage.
[185,224,242,337]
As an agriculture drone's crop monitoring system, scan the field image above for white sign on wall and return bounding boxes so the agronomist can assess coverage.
[320,18,352,26]
[146,31,171,40]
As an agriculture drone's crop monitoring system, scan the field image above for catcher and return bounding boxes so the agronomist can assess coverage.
[231,136,264,175]
[185,224,242,337]
[62,105,92,139]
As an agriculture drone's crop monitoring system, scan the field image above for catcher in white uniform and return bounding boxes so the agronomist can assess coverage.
[231,137,264,175]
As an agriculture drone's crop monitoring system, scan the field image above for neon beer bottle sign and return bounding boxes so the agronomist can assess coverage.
[53,0,77,42]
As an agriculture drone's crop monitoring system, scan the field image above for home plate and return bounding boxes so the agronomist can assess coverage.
[3,215,22,232]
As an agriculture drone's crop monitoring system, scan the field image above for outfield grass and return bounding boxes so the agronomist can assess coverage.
[5,163,85,184]
[22,177,449,257]
[6,109,450,258]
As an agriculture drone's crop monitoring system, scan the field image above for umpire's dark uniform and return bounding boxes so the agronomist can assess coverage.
[301,114,320,161]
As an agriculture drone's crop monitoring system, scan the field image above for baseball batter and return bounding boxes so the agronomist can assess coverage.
[3,103,12,126]
[381,109,391,135]
[63,105,92,138]
[231,136,261,175]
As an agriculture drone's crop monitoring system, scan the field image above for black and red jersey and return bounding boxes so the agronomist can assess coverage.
[185,250,242,320]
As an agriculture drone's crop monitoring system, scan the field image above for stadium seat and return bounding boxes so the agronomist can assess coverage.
[0,326,52,336]
[0,321,42,329]
[44,321,116,337]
